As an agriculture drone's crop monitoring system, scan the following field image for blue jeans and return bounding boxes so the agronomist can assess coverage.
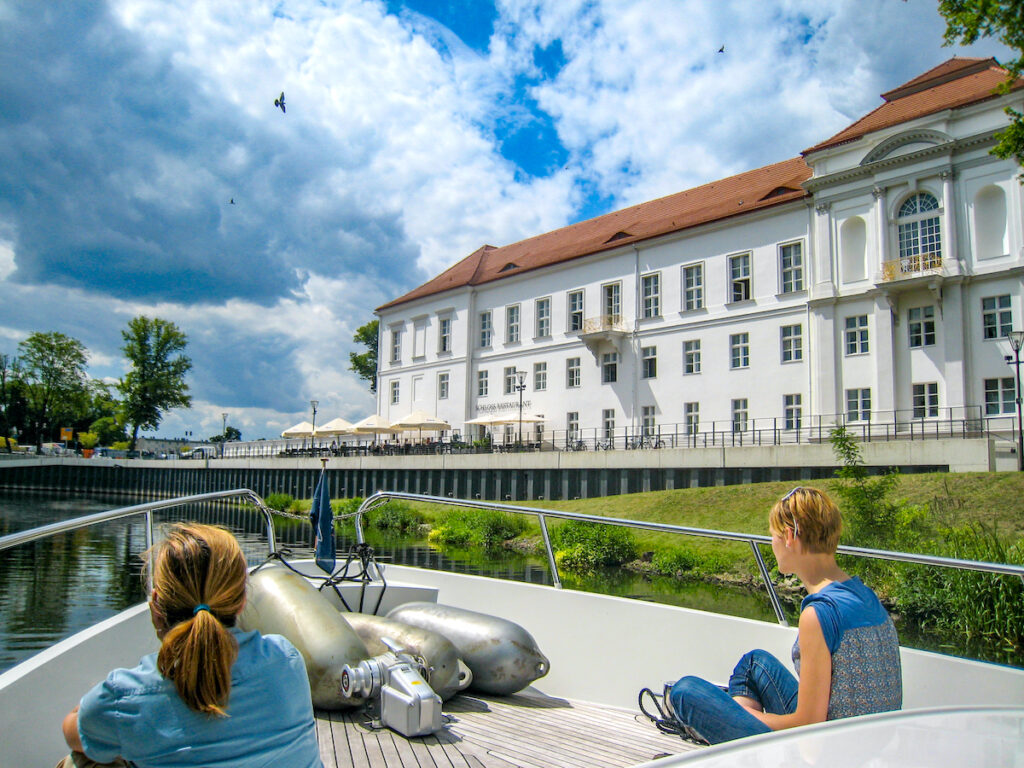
[668,649,798,744]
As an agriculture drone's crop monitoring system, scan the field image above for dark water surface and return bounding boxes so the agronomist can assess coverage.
[0,491,1016,674]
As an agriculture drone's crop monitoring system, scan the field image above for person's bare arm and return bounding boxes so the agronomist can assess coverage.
[62,705,84,752]
[741,606,831,731]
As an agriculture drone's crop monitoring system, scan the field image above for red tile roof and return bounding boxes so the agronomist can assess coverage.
[803,58,1022,155]
[379,58,1022,312]
[378,158,811,310]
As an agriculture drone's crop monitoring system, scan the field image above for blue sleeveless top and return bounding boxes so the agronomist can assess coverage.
[792,577,902,720]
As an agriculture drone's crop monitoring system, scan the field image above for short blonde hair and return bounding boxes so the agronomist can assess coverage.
[769,486,842,554]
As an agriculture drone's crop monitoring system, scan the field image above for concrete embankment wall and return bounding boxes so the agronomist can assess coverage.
[0,438,989,501]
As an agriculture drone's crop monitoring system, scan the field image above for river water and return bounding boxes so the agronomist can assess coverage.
[0,491,1013,674]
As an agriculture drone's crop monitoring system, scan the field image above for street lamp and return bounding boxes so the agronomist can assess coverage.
[1005,331,1024,471]
[220,413,228,457]
[514,370,527,447]
[310,399,319,450]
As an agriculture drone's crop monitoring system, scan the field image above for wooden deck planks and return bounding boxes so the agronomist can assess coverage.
[316,691,700,768]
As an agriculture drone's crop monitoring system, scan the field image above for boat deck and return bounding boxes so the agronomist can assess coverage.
[316,691,701,768]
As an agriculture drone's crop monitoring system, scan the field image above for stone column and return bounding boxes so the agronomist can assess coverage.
[873,292,897,414]
[873,186,888,278]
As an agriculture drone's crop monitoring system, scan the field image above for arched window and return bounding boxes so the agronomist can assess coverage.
[897,193,941,268]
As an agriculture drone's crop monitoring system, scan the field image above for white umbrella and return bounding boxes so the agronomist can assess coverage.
[315,417,354,436]
[352,414,400,434]
[281,421,315,438]
[390,410,451,442]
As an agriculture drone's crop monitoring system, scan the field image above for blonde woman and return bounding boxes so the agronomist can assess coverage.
[668,486,902,744]
[59,523,322,768]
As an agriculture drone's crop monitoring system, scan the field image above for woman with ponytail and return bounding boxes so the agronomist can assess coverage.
[58,523,322,768]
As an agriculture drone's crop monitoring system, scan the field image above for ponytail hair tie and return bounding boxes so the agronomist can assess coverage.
[193,604,211,616]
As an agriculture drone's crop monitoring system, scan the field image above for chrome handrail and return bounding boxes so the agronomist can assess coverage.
[0,489,278,593]
[354,491,1024,627]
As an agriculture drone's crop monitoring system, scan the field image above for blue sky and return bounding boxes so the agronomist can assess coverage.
[0,0,1012,440]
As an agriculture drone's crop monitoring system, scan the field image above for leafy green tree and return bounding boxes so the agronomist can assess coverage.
[941,1,1024,170]
[348,318,379,393]
[0,354,23,452]
[119,316,192,450]
[89,415,128,447]
[18,332,89,448]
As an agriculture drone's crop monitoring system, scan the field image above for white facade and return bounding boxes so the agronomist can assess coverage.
[376,60,1024,445]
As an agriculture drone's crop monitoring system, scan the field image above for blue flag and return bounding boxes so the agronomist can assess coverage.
[310,470,335,573]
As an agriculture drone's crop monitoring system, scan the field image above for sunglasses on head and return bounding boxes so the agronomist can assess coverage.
[780,486,802,538]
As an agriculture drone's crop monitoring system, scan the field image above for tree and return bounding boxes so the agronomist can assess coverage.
[941,1,1024,170]
[349,318,379,394]
[0,354,22,452]
[119,316,192,450]
[18,332,89,448]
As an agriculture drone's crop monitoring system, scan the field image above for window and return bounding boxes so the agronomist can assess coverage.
[535,297,551,338]
[845,315,869,355]
[567,357,581,388]
[908,306,936,347]
[390,380,400,404]
[438,316,452,353]
[784,394,802,430]
[780,324,803,362]
[641,346,657,379]
[731,399,748,433]
[504,366,518,395]
[780,242,804,293]
[567,412,579,439]
[506,305,520,344]
[390,328,402,363]
[684,340,701,374]
[684,402,699,435]
[846,388,871,422]
[438,372,449,400]
[568,290,584,332]
[479,311,492,347]
[603,282,621,320]
[730,333,750,369]
[912,382,939,418]
[729,253,751,302]
[534,362,547,391]
[641,406,656,436]
[642,273,661,318]
[982,295,1013,340]
[683,264,704,311]
[602,409,616,439]
[985,377,1015,415]
[477,370,489,397]
[897,193,941,267]
[602,352,618,383]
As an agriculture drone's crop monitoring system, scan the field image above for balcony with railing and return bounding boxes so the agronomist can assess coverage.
[579,314,628,356]
[879,252,943,282]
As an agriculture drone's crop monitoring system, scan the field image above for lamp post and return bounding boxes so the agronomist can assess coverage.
[1006,331,1024,471]
[514,370,527,448]
[220,413,228,457]
[310,399,319,451]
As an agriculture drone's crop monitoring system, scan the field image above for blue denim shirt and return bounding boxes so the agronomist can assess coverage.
[78,628,322,768]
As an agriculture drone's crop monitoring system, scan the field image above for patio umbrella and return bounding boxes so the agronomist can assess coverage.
[390,410,451,442]
[351,414,400,445]
[310,465,335,574]
[315,417,354,436]
[281,421,315,438]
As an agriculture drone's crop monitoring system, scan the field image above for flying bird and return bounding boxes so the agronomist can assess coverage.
[718,45,725,53]
[274,91,286,113]
[230,198,235,205]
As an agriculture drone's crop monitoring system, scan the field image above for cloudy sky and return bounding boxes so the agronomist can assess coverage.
[0,0,1012,441]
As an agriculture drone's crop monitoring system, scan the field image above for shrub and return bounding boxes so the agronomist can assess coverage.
[893,523,1024,658]
[428,508,528,551]
[368,501,424,533]
[551,520,636,572]
[264,493,295,513]
[652,548,699,575]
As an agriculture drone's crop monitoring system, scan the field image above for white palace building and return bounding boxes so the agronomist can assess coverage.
[375,58,1024,449]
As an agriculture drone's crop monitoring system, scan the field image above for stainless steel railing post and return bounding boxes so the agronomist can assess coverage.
[749,540,788,627]
[537,513,562,589]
